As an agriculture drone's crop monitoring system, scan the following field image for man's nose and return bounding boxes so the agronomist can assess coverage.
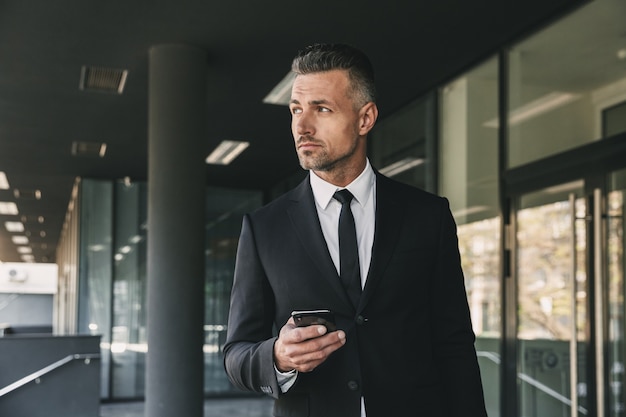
[294,112,314,136]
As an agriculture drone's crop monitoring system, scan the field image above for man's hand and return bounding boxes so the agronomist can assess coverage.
[274,318,346,373]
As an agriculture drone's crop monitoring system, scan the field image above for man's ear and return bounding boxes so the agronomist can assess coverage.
[359,102,379,135]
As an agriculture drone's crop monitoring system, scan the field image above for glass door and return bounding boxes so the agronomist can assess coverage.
[513,168,626,417]
[515,180,590,417]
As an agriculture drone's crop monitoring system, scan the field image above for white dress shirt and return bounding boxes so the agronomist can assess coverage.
[309,159,376,287]
[277,160,376,417]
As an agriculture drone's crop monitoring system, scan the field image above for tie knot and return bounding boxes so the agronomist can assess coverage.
[333,189,354,205]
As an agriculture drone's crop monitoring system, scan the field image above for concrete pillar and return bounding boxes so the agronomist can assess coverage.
[146,44,206,417]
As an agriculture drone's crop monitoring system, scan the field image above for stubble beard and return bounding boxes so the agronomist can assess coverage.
[297,136,359,174]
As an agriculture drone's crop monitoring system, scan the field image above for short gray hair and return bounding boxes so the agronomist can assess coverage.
[291,43,377,107]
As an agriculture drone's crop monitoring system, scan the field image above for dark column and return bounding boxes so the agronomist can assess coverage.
[146,44,206,417]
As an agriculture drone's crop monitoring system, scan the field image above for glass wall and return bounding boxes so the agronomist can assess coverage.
[507,0,626,167]
[78,179,113,398]
[110,181,147,398]
[607,169,626,417]
[75,179,262,400]
[439,57,501,416]
[203,188,263,393]
[369,93,436,193]
[515,183,590,417]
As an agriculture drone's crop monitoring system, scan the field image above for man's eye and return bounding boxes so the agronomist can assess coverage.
[291,108,302,114]
[318,107,330,112]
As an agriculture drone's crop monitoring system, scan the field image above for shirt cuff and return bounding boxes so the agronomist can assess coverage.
[274,365,298,393]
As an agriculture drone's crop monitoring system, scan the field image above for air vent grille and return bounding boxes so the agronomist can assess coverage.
[79,66,128,94]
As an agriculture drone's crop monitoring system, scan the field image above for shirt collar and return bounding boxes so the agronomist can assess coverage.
[309,159,375,210]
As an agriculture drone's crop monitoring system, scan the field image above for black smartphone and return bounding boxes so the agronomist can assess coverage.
[291,309,337,332]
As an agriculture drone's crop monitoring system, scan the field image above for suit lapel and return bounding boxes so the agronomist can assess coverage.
[286,176,350,305]
[359,173,406,309]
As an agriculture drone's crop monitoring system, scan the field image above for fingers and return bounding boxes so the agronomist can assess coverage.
[274,321,346,373]
[283,330,346,373]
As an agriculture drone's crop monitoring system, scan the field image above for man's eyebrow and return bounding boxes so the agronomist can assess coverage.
[310,99,331,105]
[289,99,331,105]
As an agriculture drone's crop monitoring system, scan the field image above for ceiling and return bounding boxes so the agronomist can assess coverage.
[0,0,583,264]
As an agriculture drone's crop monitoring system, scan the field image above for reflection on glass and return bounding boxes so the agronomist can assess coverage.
[77,180,263,399]
[458,218,501,338]
[518,200,579,340]
[507,0,626,167]
[517,184,589,416]
[111,181,147,398]
[78,179,113,398]
[440,56,500,416]
[607,170,626,417]
[369,94,435,192]
[204,187,262,393]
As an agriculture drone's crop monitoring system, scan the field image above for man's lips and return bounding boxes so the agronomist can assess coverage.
[297,137,322,151]
[298,142,321,150]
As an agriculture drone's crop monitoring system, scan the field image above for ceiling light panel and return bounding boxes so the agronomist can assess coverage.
[0,171,9,189]
[0,201,19,215]
[263,71,296,105]
[21,254,35,262]
[12,236,29,245]
[5,221,25,232]
[379,157,425,177]
[206,140,250,165]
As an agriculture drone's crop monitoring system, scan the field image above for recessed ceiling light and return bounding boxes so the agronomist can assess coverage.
[17,246,32,254]
[206,140,250,165]
[14,189,42,200]
[12,236,29,245]
[4,221,25,232]
[0,201,18,215]
[0,171,9,190]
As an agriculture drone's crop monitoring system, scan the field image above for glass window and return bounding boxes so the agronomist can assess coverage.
[507,0,626,167]
[440,57,501,416]
[369,93,436,192]
[203,187,262,394]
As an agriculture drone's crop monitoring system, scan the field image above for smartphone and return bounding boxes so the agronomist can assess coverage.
[291,309,337,332]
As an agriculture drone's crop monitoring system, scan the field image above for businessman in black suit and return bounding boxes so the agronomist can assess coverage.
[224,43,487,417]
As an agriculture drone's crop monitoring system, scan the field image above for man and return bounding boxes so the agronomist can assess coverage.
[224,43,487,417]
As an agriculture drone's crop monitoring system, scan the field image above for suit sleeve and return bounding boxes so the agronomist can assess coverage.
[432,198,488,417]
[223,214,282,399]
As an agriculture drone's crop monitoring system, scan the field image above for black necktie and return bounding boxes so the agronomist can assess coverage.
[333,189,361,309]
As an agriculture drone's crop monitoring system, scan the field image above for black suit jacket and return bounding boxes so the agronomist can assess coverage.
[224,172,487,417]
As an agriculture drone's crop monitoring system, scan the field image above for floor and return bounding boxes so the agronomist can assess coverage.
[99,396,274,417]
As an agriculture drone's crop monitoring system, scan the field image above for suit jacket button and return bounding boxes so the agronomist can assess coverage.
[347,380,359,391]
[355,315,366,325]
